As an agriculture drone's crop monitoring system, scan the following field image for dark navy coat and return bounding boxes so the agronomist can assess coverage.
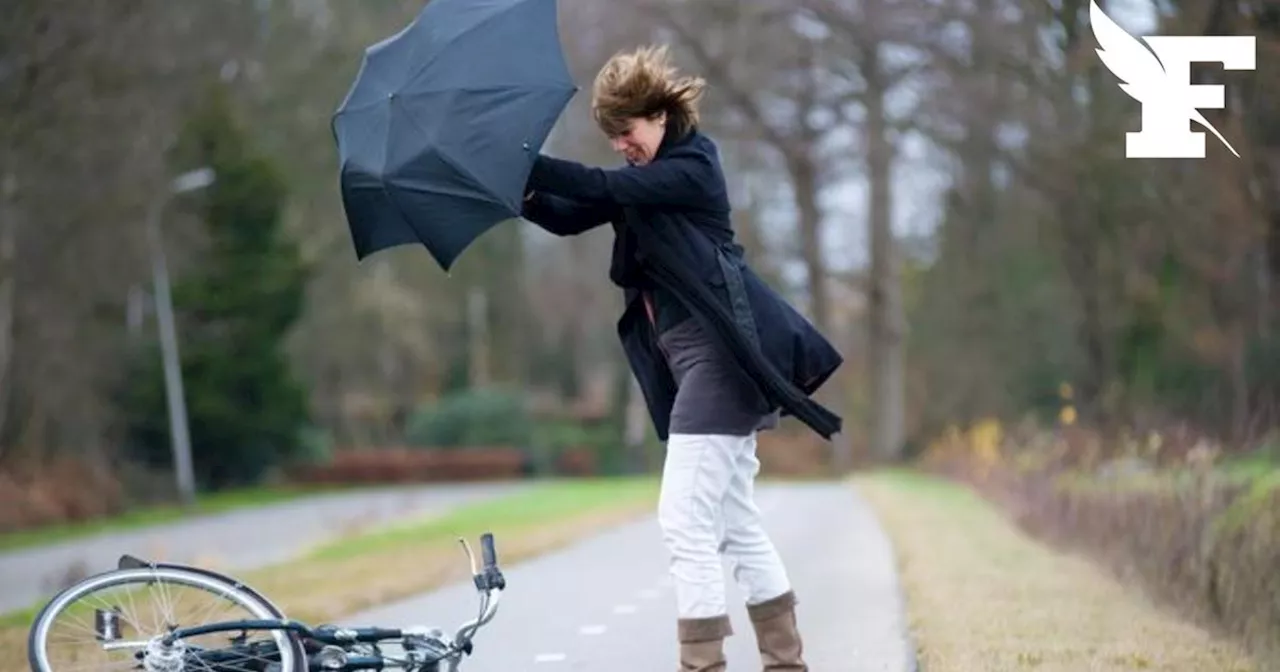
[521,127,843,441]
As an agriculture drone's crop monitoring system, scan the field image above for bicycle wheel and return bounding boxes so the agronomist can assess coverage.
[27,564,306,672]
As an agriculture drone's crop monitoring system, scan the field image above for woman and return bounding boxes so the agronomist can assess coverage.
[521,44,842,671]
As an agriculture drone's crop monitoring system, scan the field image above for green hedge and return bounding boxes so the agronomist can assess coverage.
[405,388,533,448]
[403,388,629,475]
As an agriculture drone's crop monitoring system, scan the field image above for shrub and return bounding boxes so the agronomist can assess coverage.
[0,460,128,532]
[527,418,635,476]
[288,447,528,484]
[405,387,532,449]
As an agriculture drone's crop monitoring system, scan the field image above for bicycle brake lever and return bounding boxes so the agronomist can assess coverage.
[456,537,479,577]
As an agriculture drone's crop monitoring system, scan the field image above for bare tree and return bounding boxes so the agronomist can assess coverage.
[0,0,258,463]
[798,0,941,460]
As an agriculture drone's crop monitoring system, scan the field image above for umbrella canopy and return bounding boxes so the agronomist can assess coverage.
[332,0,578,270]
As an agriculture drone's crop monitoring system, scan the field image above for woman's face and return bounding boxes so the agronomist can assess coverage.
[608,113,666,166]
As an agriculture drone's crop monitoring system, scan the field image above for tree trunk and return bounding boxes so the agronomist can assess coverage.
[0,172,16,462]
[788,153,830,333]
[865,51,905,461]
[467,285,489,388]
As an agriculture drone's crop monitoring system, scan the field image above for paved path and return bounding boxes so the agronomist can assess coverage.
[342,481,914,671]
[0,482,527,614]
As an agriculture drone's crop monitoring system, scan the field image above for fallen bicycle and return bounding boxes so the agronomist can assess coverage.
[25,533,507,672]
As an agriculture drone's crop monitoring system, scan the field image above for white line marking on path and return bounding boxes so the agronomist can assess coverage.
[579,624,607,635]
[534,652,567,663]
[613,604,638,615]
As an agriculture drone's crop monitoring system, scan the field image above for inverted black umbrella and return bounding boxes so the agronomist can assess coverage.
[332,0,577,270]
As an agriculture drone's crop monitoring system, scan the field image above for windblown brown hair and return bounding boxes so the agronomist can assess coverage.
[590,44,706,141]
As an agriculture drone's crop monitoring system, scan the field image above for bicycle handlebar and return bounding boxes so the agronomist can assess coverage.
[480,532,497,570]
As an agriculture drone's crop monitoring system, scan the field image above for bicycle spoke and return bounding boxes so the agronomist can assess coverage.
[151,568,178,631]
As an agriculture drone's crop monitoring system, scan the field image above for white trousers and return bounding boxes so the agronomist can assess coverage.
[657,432,792,619]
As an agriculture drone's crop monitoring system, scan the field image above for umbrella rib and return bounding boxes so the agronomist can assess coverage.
[373,101,432,257]
[343,166,508,206]
[350,178,506,206]
[334,98,387,118]
[393,97,512,211]
[435,144,512,211]
[379,181,436,256]
[437,184,513,206]
[336,84,574,119]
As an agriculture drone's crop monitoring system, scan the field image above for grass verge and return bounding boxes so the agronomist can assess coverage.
[0,484,351,553]
[0,476,658,672]
[852,468,1260,672]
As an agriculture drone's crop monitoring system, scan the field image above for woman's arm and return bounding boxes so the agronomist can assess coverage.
[521,190,618,236]
[526,146,723,209]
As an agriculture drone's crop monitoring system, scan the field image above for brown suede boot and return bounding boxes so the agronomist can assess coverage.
[747,590,808,671]
[676,614,732,671]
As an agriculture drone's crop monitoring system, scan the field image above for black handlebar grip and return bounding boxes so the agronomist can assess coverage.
[480,532,497,569]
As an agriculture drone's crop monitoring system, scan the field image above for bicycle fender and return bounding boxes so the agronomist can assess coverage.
[116,554,290,619]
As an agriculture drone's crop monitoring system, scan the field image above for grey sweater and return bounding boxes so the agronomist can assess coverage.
[655,315,779,436]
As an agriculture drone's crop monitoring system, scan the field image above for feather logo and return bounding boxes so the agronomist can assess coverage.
[1090,0,1241,158]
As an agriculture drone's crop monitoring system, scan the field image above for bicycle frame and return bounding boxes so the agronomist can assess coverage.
[154,588,500,672]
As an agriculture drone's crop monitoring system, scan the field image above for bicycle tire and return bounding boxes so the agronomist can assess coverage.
[26,565,307,672]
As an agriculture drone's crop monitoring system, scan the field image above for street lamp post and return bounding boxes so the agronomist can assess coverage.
[147,167,215,508]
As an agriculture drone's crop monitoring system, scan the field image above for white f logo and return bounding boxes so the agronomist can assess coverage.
[1091,0,1256,159]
